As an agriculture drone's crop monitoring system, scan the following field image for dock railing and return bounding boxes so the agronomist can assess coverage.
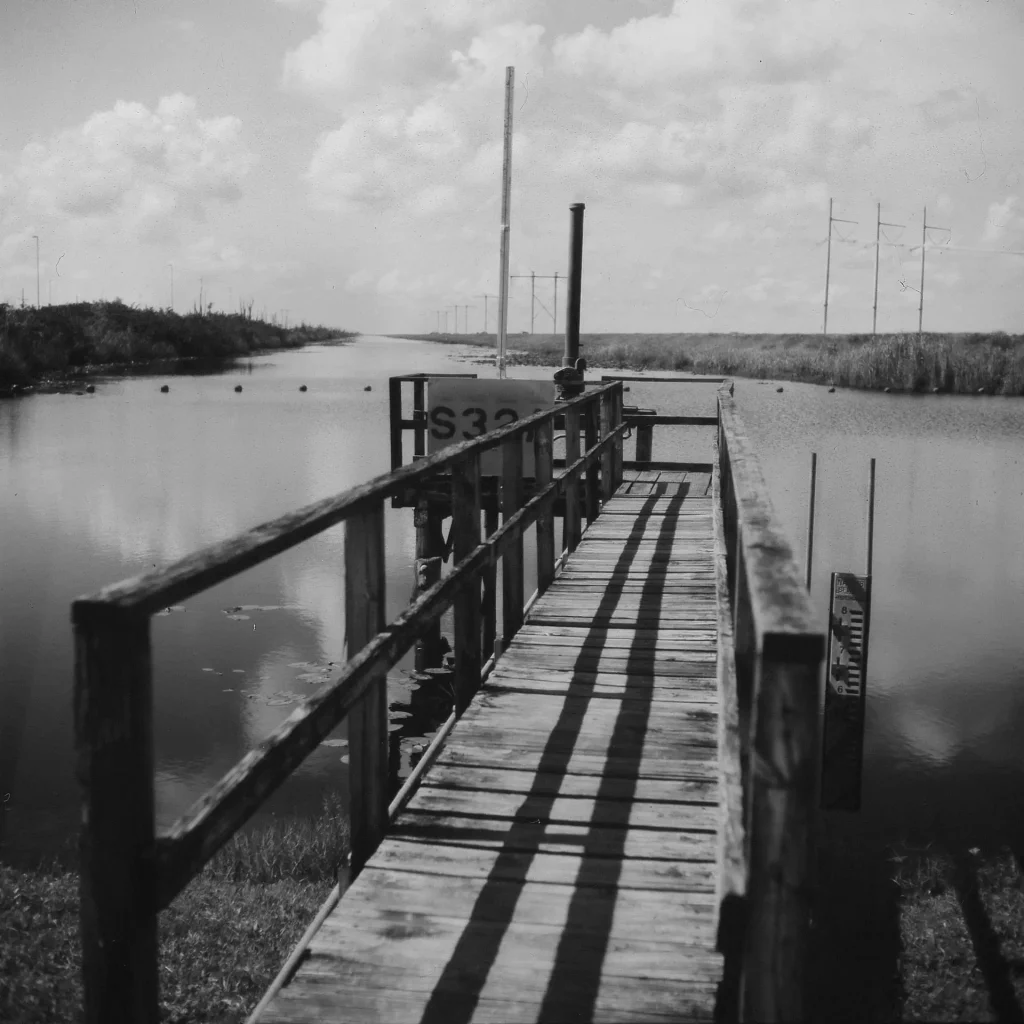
[713,386,825,1022]
[71,380,624,1024]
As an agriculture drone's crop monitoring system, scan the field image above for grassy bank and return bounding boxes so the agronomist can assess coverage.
[399,330,1024,395]
[1,301,354,391]
[1,802,347,1023]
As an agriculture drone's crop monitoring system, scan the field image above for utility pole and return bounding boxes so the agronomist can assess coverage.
[511,271,537,332]
[476,293,496,333]
[823,199,857,334]
[32,235,40,309]
[450,304,458,334]
[553,271,559,336]
[917,206,950,337]
[168,263,174,311]
[495,65,514,379]
[436,310,441,332]
[514,271,562,333]
[872,204,904,334]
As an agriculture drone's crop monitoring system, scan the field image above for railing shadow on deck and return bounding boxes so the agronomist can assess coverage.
[71,381,625,1024]
[713,386,825,1023]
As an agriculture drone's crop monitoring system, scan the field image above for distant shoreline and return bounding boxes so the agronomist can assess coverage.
[391,330,1024,395]
[1,301,355,394]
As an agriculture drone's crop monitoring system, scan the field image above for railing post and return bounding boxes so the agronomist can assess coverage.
[742,640,820,1022]
[413,501,444,671]
[584,399,600,522]
[563,404,582,552]
[612,385,624,489]
[534,418,555,595]
[412,378,426,458]
[345,500,387,877]
[451,451,482,712]
[636,422,653,463]
[501,434,525,645]
[73,608,159,1024]
[482,503,499,660]
[600,389,614,502]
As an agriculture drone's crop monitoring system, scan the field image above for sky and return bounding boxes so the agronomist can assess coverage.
[1,0,1023,335]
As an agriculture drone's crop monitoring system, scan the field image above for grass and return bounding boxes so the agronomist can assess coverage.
[0,798,348,1023]
[397,330,1024,395]
[0,301,354,391]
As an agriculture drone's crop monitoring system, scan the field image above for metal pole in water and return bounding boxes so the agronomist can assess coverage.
[496,66,514,379]
[805,451,817,592]
[866,457,876,578]
[564,204,585,368]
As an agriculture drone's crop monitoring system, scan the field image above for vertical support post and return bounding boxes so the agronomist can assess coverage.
[918,206,927,337]
[606,387,622,491]
[563,203,585,368]
[866,457,876,578]
[563,404,581,553]
[346,501,387,877]
[805,452,817,592]
[872,203,881,336]
[496,66,514,379]
[534,418,555,595]
[413,502,444,671]
[501,434,525,645]
[451,452,482,712]
[742,640,821,1023]
[74,608,158,1024]
[600,390,614,502]
[823,197,833,335]
[388,377,403,472]
[412,379,426,458]
[553,271,559,337]
[584,400,600,522]
[483,503,499,660]
[636,420,653,464]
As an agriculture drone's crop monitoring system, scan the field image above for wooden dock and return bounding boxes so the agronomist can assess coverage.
[257,470,723,1022]
[72,383,824,1024]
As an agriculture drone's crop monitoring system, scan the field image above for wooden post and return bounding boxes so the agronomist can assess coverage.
[600,390,614,502]
[534,418,555,595]
[412,379,426,458]
[563,405,581,553]
[483,503,499,659]
[636,420,653,464]
[451,452,482,712]
[73,609,159,1024]
[413,502,444,672]
[741,641,820,1022]
[501,434,525,646]
[584,400,600,523]
[388,377,403,471]
[612,385,624,489]
[345,501,387,877]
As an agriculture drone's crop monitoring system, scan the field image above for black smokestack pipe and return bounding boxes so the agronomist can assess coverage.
[563,203,585,368]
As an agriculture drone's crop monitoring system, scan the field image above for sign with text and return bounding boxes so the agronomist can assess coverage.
[821,571,872,811]
[426,378,555,476]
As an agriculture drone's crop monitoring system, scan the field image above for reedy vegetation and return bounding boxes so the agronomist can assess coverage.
[407,330,1024,394]
[0,301,351,388]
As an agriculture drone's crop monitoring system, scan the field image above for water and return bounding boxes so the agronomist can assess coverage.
[2,338,1023,865]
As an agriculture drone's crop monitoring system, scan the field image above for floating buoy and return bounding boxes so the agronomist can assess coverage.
[86,384,95,393]
[828,387,836,393]
[160,384,169,393]
[932,387,941,394]
[977,387,986,394]
[234,385,243,393]
[363,385,372,392]
[883,387,891,393]
[299,385,307,392]
[776,386,784,393]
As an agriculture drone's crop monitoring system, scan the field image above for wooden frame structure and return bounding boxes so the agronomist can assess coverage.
[72,381,625,1024]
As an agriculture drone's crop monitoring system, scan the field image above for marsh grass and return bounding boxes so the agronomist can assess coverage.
[403,330,1024,394]
[0,798,348,1023]
[0,301,352,389]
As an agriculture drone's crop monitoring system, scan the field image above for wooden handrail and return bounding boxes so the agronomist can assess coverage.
[73,380,625,1023]
[714,388,824,1023]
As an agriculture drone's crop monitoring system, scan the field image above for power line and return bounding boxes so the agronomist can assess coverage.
[511,271,561,333]
[477,293,496,333]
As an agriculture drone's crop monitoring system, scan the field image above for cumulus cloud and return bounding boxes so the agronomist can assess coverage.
[4,94,253,240]
[982,196,1024,244]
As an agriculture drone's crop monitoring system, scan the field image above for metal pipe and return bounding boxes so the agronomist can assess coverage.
[866,457,876,578]
[564,205,585,367]
[805,452,817,591]
[496,66,514,378]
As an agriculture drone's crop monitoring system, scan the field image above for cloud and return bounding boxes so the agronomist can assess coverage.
[982,195,1023,244]
[4,94,253,241]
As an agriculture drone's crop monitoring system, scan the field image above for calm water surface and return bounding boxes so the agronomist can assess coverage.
[1,337,1022,862]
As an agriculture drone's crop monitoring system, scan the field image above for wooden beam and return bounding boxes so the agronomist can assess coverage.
[482,504,499,660]
[534,419,555,596]
[584,400,600,522]
[451,451,482,713]
[563,405,581,553]
[501,434,525,646]
[346,502,388,877]
[600,390,615,502]
[75,612,159,1024]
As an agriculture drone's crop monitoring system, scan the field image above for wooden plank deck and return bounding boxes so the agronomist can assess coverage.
[258,469,723,1024]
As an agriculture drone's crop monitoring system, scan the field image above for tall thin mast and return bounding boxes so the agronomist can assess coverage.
[496,67,514,378]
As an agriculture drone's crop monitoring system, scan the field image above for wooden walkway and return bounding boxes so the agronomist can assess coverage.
[259,468,723,1023]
